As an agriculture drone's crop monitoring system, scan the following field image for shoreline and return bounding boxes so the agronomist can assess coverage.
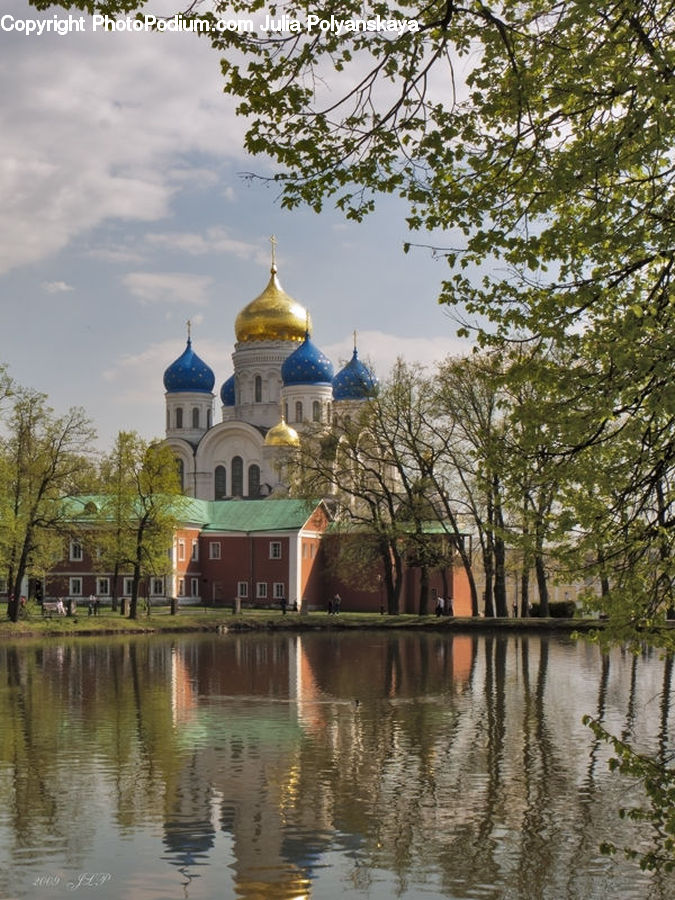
[0,611,619,641]
[2,608,673,642]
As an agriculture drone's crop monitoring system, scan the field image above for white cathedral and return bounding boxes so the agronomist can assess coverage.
[163,244,376,500]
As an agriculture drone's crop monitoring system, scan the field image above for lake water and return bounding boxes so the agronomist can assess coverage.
[0,631,672,900]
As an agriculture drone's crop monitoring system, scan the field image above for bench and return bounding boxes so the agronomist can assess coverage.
[42,601,67,618]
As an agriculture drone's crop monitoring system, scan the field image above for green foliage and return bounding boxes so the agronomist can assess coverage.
[98,432,187,619]
[0,383,97,621]
[583,715,675,874]
[29,0,149,12]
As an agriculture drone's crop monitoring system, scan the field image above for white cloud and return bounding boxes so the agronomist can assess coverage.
[123,272,213,306]
[0,4,247,275]
[87,244,147,265]
[145,227,261,261]
[41,280,74,293]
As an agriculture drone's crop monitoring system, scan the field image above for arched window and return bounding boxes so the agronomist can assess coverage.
[312,400,321,422]
[232,456,244,497]
[295,401,303,423]
[254,375,262,403]
[207,409,212,429]
[176,459,184,492]
[284,402,289,422]
[176,407,183,429]
[192,407,200,429]
[214,465,227,500]
[166,409,170,430]
[248,464,260,498]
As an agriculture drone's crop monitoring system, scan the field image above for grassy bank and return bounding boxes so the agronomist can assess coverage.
[0,604,610,639]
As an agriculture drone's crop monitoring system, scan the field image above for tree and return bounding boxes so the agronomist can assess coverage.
[0,387,97,621]
[290,360,476,614]
[433,354,508,617]
[290,402,409,614]
[97,433,185,620]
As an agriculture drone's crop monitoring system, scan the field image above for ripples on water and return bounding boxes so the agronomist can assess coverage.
[0,632,672,900]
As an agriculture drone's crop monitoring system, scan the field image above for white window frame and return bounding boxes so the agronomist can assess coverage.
[273,582,285,599]
[178,578,185,597]
[96,577,110,596]
[123,577,134,596]
[151,578,164,596]
[70,540,83,561]
[256,582,268,600]
[191,539,199,561]
[69,577,82,596]
[191,578,199,597]
[209,541,221,560]
[178,539,185,562]
[237,581,248,598]
[269,541,282,560]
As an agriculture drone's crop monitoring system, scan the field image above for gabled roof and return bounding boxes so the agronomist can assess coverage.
[64,495,326,535]
[196,499,324,533]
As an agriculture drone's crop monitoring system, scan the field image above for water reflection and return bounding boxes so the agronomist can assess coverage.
[0,633,672,899]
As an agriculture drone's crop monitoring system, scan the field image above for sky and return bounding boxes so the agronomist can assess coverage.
[0,1,472,450]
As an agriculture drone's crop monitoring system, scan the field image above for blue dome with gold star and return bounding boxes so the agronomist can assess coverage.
[281,332,334,386]
[163,339,215,394]
[332,348,377,400]
[220,374,235,406]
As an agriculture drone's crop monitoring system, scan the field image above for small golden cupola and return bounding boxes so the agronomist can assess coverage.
[264,415,300,448]
[234,236,312,343]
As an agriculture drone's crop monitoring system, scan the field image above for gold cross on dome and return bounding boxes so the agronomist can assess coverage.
[187,319,192,341]
[269,234,278,269]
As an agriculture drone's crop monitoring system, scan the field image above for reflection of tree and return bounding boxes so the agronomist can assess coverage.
[517,636,552,892]
[565,651,611,896]
[622,652,640,743]
[0,638,181,878]
[467,635,505,888]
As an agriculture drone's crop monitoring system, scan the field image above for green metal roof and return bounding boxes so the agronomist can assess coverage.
[196,498,321,533]
[64,495,321,533]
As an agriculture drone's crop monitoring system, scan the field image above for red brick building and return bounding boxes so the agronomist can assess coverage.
[45,498,471,614]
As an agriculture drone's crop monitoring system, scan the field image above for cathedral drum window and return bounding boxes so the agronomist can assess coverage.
[232,456,244,497]
[248,464,261,498]
[215,465,227,500]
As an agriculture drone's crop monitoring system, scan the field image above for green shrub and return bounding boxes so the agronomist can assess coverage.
[529,601,576,618]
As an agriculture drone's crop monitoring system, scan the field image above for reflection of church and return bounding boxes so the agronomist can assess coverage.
[163,241,376,500]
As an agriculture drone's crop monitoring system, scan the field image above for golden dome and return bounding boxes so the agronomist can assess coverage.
[235,265,312,343]
[264,416,300,448]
